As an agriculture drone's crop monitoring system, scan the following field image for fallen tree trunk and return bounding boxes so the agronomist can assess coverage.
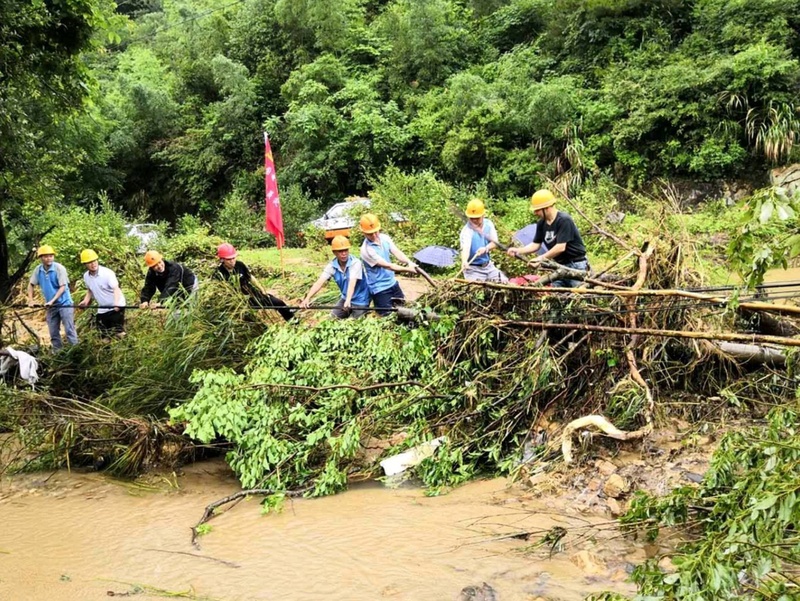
[466,280,800,318]
[715,342,786,366]
[497,319,800,347]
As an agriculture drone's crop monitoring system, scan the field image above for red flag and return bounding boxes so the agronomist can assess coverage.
[263,132,285,248]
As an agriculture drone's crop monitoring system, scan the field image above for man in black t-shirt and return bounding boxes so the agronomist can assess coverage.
[215,243,294,322]
[507,189,589,288]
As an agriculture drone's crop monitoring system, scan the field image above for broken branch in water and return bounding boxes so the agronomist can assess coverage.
[191,486,313,548]
[144,548,240,568]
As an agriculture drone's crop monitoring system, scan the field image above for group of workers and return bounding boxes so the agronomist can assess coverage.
[26,188,587,348]
[300,187,587,318]
[460,188,588,288]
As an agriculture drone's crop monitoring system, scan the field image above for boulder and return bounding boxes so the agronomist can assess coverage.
[595,459,617,476]
[606,497,623,516]
[570,550,606,576]
[603,474,630,498]
[771,164,800,195]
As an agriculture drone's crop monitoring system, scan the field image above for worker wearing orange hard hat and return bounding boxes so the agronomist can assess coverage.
[27,244,79,349]
[300,235,371,318]
[507,189,588,287]
[358,213,417,316]
[214,243,294,321]
[139,250,198,308]
[459,198,508,283]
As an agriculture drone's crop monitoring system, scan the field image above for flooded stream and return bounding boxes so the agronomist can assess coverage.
[1,460,639,601]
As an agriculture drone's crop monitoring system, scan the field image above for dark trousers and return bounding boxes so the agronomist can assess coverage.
[96,309,125,333]
[251,290,295,322]
[330,298,369,319]
[371,282,405,317]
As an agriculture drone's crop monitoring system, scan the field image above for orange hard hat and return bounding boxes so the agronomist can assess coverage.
[144,250,163,268]
[359,213,381,234]
[331,236,351,251]
[217,243,237,260]
[465,198,486,218]
[530,189,557,210]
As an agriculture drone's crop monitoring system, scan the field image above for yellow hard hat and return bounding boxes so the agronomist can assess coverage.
[80,249,99,264]
[465,198,486,218]
[331,235,351,251]
[144,250,163,268]
[530,189,557,210]
[37,245,56,257]
[359,213,381,234]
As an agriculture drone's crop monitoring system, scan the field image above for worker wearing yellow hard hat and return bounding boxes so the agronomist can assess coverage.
[459,198,508,283]
[139,250,198,308]
[507,189,589,287]
[300,235,371,318]
[27,244,79,349]
[77,249,127,336]
[358,213,417,316]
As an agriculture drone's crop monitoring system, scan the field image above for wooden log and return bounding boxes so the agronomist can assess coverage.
[715,342,786,365]
[497,319,800,347]
[460,280,800,318]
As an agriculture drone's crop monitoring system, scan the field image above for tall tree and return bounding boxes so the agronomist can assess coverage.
[0,0,118,300]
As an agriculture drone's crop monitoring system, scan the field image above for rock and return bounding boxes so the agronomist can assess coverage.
[603,474,629,498]
[529,472,548,487]
[456,582,497,601]
[586,477,602,492]
[658,556,677,573]
[606,497,623,516]
[605,211,626,224]
[595,459,617,476]
[610,568,630,582]
[570,550,606,576]
[771,164,800,195]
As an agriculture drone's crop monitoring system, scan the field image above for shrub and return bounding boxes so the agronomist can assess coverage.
[156,215,224,277]
[39,198,141,295]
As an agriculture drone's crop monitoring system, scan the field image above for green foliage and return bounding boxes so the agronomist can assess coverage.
[368,167,463,250]
[47,284,270,416]
[619,405,800,599]
[727,186,800,288]
[213,187,271,249]
[170,318,442,493]
[156,215,224,275]
[278,183,323,248]
[39,198,141,293]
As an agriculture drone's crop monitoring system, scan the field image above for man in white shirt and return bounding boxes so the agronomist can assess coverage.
[77,249,127,335]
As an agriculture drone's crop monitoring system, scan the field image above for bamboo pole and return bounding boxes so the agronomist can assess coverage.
[496,319,800,347]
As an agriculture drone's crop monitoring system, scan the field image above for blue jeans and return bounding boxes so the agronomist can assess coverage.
[371,282,405,317]
[46,305,78,350]
[552,259,590,288]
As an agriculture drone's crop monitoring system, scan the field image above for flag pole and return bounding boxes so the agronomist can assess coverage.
[263,131,286,277]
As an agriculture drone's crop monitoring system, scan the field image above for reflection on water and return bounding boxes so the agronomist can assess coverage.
[0,460,638,601]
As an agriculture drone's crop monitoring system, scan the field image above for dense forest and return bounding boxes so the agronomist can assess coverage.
[4,0,800,249]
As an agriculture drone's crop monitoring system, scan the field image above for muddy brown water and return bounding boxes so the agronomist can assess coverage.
[0,460,640,601]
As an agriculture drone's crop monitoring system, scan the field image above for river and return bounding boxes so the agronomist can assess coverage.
[1,459,639,601]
